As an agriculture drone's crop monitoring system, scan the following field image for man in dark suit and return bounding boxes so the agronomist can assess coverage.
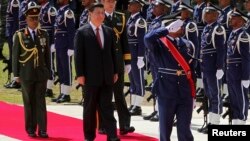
[12,2,50,138]
[97,0,135,136]
[74,3,120,141]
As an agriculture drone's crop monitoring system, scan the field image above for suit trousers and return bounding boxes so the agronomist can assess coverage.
[83,84,117,140]
[21,79,47,133]
[99,72,131,129]
[156,73,194,141]
[202,72,223,114]
[227,79,249,120]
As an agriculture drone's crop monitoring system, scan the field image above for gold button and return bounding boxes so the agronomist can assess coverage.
[176,70,182,76]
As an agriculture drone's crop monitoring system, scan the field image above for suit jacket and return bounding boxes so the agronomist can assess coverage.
[103,11,131,73]
[74,23,117,86]
[12,28,51,81]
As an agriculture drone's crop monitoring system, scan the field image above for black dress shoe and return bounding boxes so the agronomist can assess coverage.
[27,130,36,137]
[45,89,54,97]
[38,131,49,138]
[56,94,71,103]
[143,111,157,120]
[150,114,159,122]
[129,106,142,116]
[197,123,210,134]
[107,137,120,141]
[51,93,63,102]
[120,126,135,135]
[98,128,107,134]
[128,105,134,111]
[4,80,21,89]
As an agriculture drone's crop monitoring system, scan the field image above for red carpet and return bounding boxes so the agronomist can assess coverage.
[0,101,157,141]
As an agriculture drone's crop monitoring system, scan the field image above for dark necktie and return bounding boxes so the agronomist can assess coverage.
[128,17,133,24]
[96,27,102,49]
[32,30,36,41]
[108,15,112,21]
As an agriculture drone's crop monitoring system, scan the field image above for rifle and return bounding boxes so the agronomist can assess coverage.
[123,81,130,97]
[196,87,208,132]
[2,59,11,85]
[222,95,232,124]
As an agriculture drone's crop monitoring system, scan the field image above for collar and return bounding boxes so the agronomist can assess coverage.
[28,27,37,34]
[90,21,103,32]
[131,12,140,19]
[155,14,164,20]
[105,11,113,18]
[207,21,217,27]
[232,27,242,34]
[222,5,230,12]
[173,0,180,5]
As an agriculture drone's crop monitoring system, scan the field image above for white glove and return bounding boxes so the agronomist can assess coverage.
[125,64,131,74]
[50,44,55,52]
[242,80,250,88]
[67,49,74,56]
[216,69,224,79]
[137,57,145,69]
[166,19,184,32]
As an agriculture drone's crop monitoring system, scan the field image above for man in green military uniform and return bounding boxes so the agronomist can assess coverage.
[99,0,135,135]
[12,2,50,138]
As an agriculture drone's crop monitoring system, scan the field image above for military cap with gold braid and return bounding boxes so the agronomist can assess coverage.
[178,1,194,13]
[129,0,146,6]
[153,0,171,8]
[230,8,248,22]
[25,1,41,17]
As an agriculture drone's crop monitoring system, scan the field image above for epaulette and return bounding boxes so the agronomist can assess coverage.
[237,31,249,54]
[48,7,57,23]
[48,7,57,16]
[186,22,197,33]
[38,28,46,32]
[211,25,226,48]
[135,18,147,28]
[134,18,147,37]
[65,9,75,19]
[64,9,75,26]
[239,31,249,42]
[114,11,125,16]
[214,25,225,35]
[11,0,20,8]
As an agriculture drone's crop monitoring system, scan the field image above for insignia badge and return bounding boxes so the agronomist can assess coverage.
[176,70,182,76]
[40,38,46,46]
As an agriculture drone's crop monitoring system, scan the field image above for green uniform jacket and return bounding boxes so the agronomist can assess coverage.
[103,11,131,73]
[12,28,51,81]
